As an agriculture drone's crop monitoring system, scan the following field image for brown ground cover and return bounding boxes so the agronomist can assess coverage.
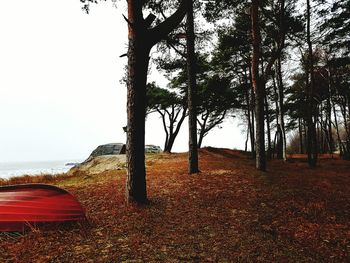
[1,148,349,262]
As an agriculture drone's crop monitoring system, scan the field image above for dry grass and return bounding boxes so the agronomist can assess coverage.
[1,148,349,262]
[0,173,73,187]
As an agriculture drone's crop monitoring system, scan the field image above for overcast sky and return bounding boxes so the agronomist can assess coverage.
[0,0,245,162]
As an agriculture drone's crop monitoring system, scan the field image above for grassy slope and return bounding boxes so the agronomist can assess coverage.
[0,148,349,262]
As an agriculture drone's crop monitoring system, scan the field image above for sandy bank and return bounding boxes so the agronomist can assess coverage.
[68,155,126,175]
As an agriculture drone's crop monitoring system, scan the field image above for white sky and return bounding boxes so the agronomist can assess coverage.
[0,0,245,162]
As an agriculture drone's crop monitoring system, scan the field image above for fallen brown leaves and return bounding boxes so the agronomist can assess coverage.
[1,148,349,262]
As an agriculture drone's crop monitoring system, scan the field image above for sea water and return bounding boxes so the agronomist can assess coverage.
[0,160,81,179]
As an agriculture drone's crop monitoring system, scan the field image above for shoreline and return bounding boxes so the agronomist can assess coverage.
[0,159,80,180]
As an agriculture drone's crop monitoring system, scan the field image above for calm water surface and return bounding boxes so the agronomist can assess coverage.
[0,160,81,179]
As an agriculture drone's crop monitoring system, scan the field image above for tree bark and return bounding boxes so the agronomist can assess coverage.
[163,107,187,153]
[272,70,283,158]
[306,0,318,167]
[332,99,343,155]
[197,110,227,149]
[126,0,186,204]
[126,1,150,203]
[198,129,205,149]
[340,97,350,157]
[251,0,266,171]
[323,66,334,154]
[340,98,350,142]
[326,94,334,153]
[158,110,169,152]
[264,93,272,160]
[276,57,287,160]
[186,0,199,174]
[248,66,256,157]
[298,118,304,154]
[244,70,253,153]
[319,104,325,153]
[197,113,208,149]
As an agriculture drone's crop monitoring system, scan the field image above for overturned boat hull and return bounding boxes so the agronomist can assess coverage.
[0,184,86,232]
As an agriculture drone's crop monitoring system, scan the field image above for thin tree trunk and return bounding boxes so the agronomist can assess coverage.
[340,98,350,141]
[272,71,281,159]
[197,110,226,149]
[340,97,350,157]
[249,66,256,157]
[245,95,252,153]
[186,0,199,174]
[164,108,187,153]
[245,125,249,152]
[244,69,254,153]
[347,96,350,156]
[273,130,278,158]
[198,129,205,149]
[169,108,187,152]
[158,110,169,152]
[298,118,304,154]
[265,93,272,160]
[332,103,343,155]
[306,0,318,167]
[277,0,287,160]
[348,96,350,125]
[303,118,308,153]
[326,90,334,153]
[276,57,287,160]
[197,113,208,149]
[319,104,325,153]
[251,0,266,171]
[328,69,344,155]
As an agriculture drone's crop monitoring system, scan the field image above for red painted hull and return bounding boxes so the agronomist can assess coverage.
[0,184,86,232]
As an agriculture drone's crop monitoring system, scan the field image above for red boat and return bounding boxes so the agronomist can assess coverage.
[0,184,86,232]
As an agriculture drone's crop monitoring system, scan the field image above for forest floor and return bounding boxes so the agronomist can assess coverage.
[0,148,349,262]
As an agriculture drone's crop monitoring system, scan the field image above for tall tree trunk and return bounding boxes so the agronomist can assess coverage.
[187,0,199,174]
[340,98,350,141]
[273,68,283,159]
[340,97,350,157]
[251,0,266,171]
[244,70,253,153]
[323,105,328,153]
[249,66,256,157]
[306,0,318,167]
[332,101,344,155]
[245,125,249,152]
[326,91,334,153]
[277,0,287,160]
[126,0,186,204]
[327,103,334,153]
[319,104,325,153]
[126,1,150,203]
[272,71,281,159]
[276,57,287,160]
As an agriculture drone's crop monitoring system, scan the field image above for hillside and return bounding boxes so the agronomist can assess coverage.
[68,155,126,175]
[1,148,349,262]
